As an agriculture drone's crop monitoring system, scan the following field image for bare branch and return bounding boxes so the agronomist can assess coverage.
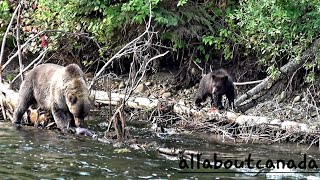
[10,48,48,84]
[0,3,21,82]
[2,29,98,71]
[233,80,264,86]
[89,0,154,89]
[16,3,23,81]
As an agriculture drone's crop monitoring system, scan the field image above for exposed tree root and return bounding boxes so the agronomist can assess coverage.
[235,38,320,111]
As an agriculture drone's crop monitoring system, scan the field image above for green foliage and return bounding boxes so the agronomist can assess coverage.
[0,0,10,34]
[4,72,14,82]
[1,0,320,84]
[266,65,280,80]
[226,0,320,80]
[177,0,188,7]
[0,0,10,19]
[30,0,164,53]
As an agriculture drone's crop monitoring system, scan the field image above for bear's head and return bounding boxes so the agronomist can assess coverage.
[67,92,91,128]
[211,74,228,97]
[64,64,92,127]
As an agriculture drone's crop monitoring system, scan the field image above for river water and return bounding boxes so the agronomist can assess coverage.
[0,120,320,180]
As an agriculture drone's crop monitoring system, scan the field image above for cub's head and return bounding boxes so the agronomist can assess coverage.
[211,74,229,97]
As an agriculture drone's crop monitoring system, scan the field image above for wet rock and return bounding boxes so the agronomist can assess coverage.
[134,83,147,93]
[162,92,171,99]
[293,95,301,103]
[118,81,126,89]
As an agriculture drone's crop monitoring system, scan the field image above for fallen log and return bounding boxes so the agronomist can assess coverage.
[92,90,159,109]
[0,83,161,112]
[173,102,317,134]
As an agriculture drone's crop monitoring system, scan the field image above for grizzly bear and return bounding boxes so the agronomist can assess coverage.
[12,63,91,131]
[195,69,235,110]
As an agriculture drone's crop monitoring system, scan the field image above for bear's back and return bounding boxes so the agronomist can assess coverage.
[26,64,64,110]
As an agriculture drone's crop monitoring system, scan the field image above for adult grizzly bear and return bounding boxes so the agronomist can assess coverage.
[12,63,91,131]
[195,69,235,110]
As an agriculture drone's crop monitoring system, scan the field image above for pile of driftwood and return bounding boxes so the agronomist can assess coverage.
[1,81,319,146]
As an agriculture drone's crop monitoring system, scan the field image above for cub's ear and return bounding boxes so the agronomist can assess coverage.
[211,74,216,79]
[68,95,78,105]
[222,76,228,82]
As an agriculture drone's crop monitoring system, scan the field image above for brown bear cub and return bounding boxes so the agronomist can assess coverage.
[195,69,235,110]
[13,63,91,131]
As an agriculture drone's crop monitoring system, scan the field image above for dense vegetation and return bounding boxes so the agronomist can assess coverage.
[1,0,320,83]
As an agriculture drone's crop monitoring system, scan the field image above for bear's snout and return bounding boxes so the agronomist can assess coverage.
[74,117,84,128]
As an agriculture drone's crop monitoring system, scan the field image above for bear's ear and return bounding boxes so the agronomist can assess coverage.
[68,95,78,105]
[66,64,82,78]
[222,76,228,82]
[211,74,216,79]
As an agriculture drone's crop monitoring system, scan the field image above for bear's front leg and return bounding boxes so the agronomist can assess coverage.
[52,107,69,132]
[226,94,235,111]
[214,95,224,110]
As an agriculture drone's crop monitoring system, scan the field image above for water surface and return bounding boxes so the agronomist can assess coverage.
[0,120,319,179]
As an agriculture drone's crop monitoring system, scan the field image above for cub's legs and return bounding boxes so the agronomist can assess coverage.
[226,91,235,111]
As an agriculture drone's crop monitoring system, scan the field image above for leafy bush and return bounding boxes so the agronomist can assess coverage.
[1,0,320,83]
[0,0,10,36]
[226,0,320,81]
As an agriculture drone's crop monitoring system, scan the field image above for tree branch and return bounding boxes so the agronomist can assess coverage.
[16,3,23,81]
[2,30,97,71]
[10,48,48,85]
[89,0,154,90]
[0,3,21,82]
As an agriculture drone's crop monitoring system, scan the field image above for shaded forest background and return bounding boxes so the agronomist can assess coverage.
[1,0,320,97]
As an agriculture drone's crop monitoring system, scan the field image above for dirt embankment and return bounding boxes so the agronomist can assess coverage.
[100,69,319,124]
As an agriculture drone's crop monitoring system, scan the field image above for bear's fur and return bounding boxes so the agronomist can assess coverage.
[13,63,91,131]
[195,69,235,110]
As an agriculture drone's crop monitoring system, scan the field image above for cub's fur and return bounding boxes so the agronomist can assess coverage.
[13,63,91,131]
[195,69,235,110]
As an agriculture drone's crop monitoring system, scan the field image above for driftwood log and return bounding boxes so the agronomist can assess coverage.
[92,90,159,109]
[173,102,315,134]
